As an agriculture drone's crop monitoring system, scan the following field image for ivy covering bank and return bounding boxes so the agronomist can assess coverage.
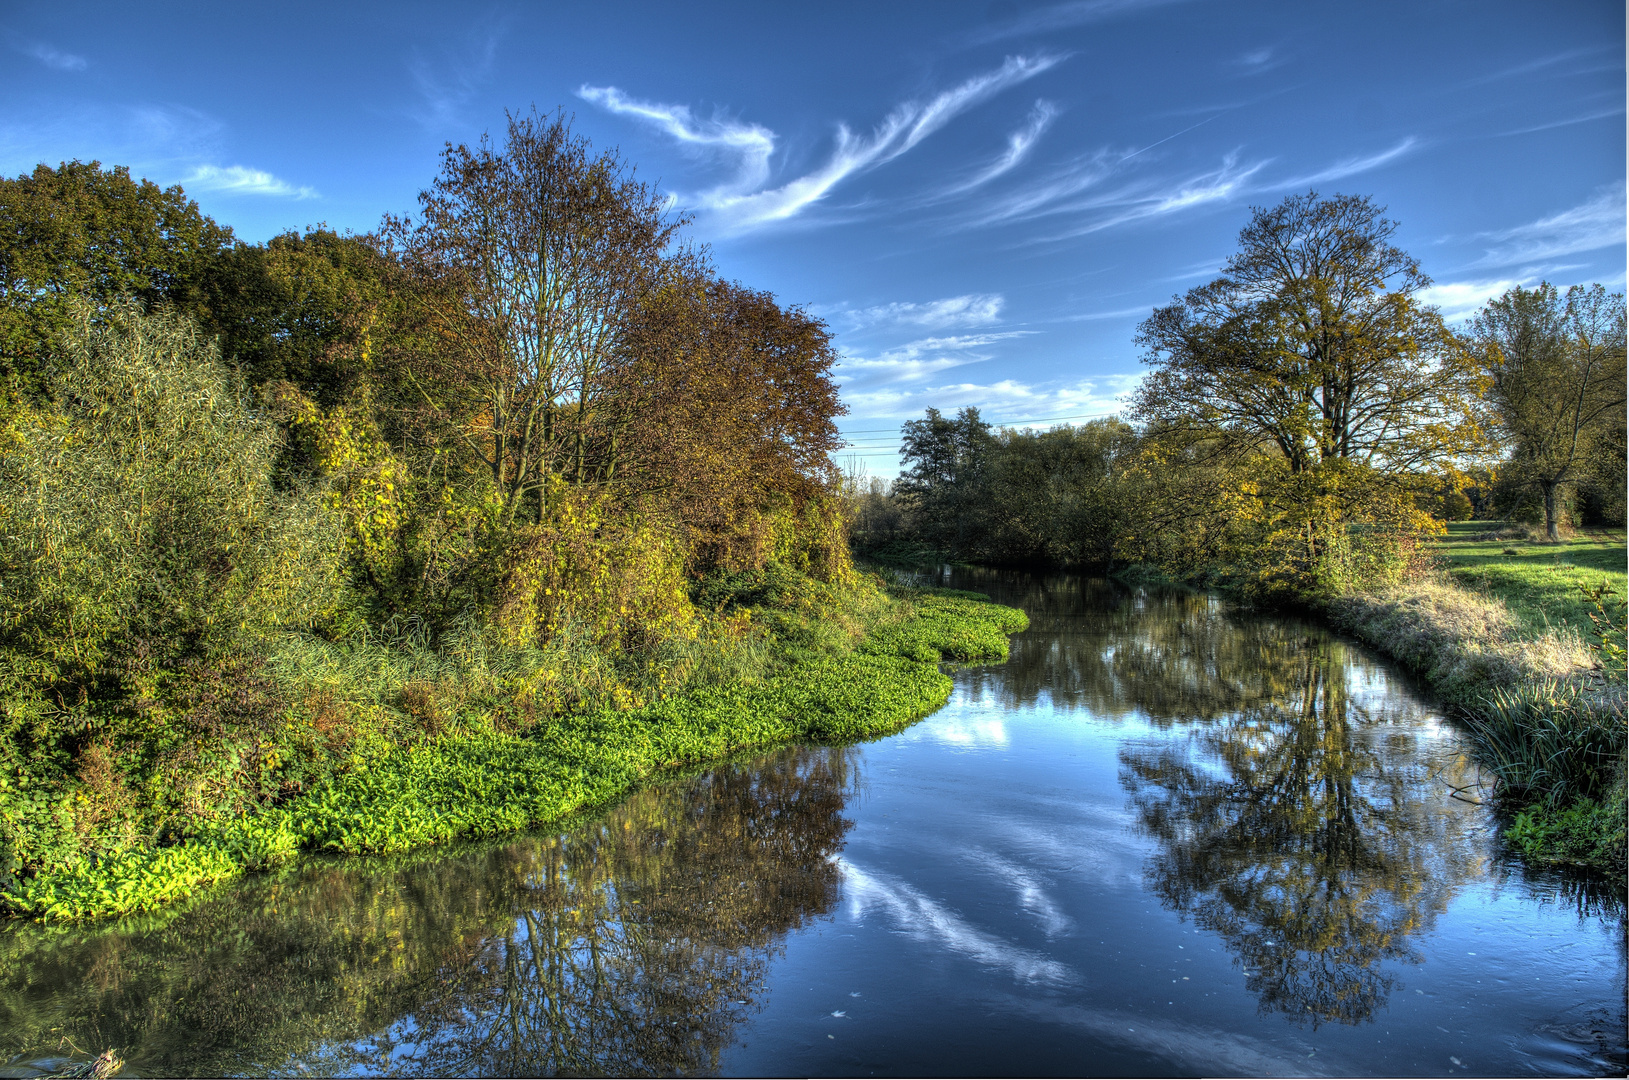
[4,590,1026,922]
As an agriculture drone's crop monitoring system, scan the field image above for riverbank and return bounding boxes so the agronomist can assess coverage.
[1326,525,1625,877]
[1,583,1027,923]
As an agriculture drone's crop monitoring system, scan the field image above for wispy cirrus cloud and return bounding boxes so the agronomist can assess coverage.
[840,374,1138,434]
[1466,183,1626,269]
[1269,137,1416,189]
[23,42,87,71]
[957,132,1412,241]
[1417,278,1523,321]
[1016,151,1269,240]
[576,85,774,202]
[1497,107,1625,138]
[1458,47,1615,89]
[580,54,1064,232]
[836,331,1032,388]
[970,0,1195,44]
[946,100,1059,194]
[184,165,318,199]
[826,293,1006,332]
[407,21,504,131]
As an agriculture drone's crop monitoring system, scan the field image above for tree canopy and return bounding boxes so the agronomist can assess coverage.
[0,161,235,388]
[1466,282,1627,540]
[1132,192,1484,476]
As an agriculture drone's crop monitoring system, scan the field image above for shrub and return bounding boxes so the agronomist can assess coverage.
[0,302,343,676]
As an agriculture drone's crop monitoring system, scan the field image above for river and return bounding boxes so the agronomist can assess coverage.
[2,570,1623,1077]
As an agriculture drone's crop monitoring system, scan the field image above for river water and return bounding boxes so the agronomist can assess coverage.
[2,570,1624,1077]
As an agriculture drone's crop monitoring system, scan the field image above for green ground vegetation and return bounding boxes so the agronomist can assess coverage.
[1435,521,1627,636]
[4,579,1024,923]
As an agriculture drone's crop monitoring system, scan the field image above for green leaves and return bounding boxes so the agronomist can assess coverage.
[2,587,1026,922]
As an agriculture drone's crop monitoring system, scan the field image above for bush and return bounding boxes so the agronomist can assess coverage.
[0,302,343,675]
[0,303,344,892]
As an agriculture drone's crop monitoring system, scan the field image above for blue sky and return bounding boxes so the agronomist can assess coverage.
[4,0,1623,472]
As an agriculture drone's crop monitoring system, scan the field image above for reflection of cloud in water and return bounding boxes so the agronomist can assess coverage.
[989,994,1346,1078]
[838,858,1075,985]
[916,710,1009,747]
[964,849,1072,938]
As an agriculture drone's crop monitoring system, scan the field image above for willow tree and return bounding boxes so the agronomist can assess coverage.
[1467,283,1627,540]
[382,109,683,522]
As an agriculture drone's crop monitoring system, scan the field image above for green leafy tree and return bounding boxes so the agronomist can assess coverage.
[1128,193,1485,597]
[1132,191,1484,478]
[895,406,995,557]
[1466,283,1627,541]
[0,161,235,390]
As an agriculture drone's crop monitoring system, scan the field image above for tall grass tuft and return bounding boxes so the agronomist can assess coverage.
[1464,680,1626,808]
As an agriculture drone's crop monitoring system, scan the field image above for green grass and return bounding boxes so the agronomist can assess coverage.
[1436,521,1627,638]
[2,589,1027,922]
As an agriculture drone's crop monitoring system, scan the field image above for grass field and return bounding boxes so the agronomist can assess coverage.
[1436,521,1627,640]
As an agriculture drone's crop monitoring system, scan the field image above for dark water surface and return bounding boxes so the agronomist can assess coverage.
[3,571,1624,1077]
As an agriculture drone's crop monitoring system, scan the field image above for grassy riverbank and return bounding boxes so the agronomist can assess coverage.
[1326,525,1625,877]
[2,581,1025,922]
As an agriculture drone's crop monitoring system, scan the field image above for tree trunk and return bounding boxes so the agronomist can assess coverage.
[1541,480,1561,542]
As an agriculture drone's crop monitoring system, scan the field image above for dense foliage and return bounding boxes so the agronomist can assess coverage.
[0,116,1031,922]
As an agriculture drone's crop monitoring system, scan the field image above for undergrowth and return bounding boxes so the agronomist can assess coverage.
[1,583,1026,922]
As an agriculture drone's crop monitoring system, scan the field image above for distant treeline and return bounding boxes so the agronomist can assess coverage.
[851,193,1626,601]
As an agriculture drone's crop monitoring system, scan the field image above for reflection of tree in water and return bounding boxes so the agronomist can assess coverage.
[1118,645,1483,1027]
[944,566,1358,726]
[0,746,857,1077]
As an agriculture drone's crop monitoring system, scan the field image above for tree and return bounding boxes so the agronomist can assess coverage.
[0,161,235,389]
[381,109,683,523]
[613,272,846,571]
[1467,283,1627,541]
[895,406,995,556]
[1132,192,1483,477]
[204,228,410,409]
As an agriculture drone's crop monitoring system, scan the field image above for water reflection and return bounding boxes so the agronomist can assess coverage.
[1117,639,1482,1027]
[944,567,1340,724]
[0,747,857,1078]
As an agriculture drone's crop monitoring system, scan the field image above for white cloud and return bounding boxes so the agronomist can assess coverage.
[576,85,774,202]
[1034,152,1267,240]
[949,100,1059,194]
[0,103,223,184]
[836,332,1030,389]
[972,0,1193,44]
[1417,279,1522,321]
[1059,305,1149,322]
[1497,107,1624,138]
[183,165,318,199]
[582,54,1063,232]
[1270,137,1416,188]
[832,293,1006,331]
[26,43,86,71]
[1467,183,1627,269]
[407,23,503,131]
[841,374,1139,431]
